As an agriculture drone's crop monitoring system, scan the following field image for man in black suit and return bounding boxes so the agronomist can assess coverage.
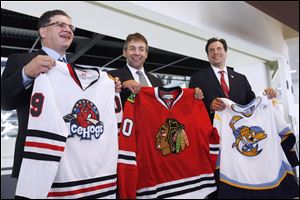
[1,10,122,179]
[189,37,276,122]
[1,10,75,178]
[108,33,164,106]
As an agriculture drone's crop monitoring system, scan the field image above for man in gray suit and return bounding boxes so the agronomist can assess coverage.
[108,33,164,105]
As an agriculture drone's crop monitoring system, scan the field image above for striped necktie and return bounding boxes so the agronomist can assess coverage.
[219,70,230,98]
[136,71,148,86]
[58,57,67,63]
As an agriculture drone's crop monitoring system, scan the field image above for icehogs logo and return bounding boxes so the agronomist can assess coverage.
[64,99,104,139]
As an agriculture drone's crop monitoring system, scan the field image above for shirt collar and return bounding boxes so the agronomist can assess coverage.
[127,63,146,75]
[42,46,66,61]
[211,64,228,75]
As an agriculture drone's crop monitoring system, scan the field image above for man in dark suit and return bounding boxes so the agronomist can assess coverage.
[2,10,122,179]
[108,33,164,106]
[189,37,276,122]
[1,10,75,178]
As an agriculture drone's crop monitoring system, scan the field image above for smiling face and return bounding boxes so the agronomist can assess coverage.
[39,15,74,56]
[207,41,227,69]
[123,39,148,70]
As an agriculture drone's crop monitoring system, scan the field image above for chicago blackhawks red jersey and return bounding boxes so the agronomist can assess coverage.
[213,96,299,199]
[15,61,121,199]
[118,87,219,199]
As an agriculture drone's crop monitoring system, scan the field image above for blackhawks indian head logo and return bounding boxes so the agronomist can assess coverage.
[63,99,104,140]
[155,119,189,156]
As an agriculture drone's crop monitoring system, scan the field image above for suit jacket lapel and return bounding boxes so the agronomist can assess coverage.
[227,68,238,99]
[123,66,135,80]
[36,49,48,56]
[146,72,156,85]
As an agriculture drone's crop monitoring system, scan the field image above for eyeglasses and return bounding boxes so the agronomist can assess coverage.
[43,21,76,32]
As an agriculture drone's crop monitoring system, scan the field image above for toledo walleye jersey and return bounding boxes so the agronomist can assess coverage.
[15,61,121,199]
[214,96,299,199]
[118,87,219,199]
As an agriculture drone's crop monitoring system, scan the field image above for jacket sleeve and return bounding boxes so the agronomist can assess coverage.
[188,73,199,89]
[1,54,31,110]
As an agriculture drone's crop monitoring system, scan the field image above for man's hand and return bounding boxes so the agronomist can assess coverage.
[114,77,122,93]
[122,80,141,94]
[24,55,56,78]
[194,87,204,100]
[263,87,277,99]
[210,98,226,112]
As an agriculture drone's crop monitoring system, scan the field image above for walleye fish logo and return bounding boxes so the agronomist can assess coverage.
[229,116,267,157]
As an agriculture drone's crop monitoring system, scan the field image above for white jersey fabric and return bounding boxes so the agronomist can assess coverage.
[213,96,299,198]
[16,61,120,199]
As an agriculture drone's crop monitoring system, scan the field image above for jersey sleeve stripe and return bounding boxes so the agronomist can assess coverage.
[209,144,220,148]
[118,154,137,165]
[49,175,117,198]
[81,188,116,199]
[51,174,117,188]
[48,182,116,197]
[119,150,136,157]
[24,146,63,158]
[118,150,137,165]
[25,141,65,152]
[136,173,216,198]
[118,154,136,161]
[23,152,61,162]
[48,186,116,199]
[209,144,219,154]
[27,129,67,142]
[209,151,219,155]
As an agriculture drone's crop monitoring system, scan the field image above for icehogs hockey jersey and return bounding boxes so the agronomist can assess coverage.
[16,62,121,199]
[118,87,219,199]
[214,96,299,199]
